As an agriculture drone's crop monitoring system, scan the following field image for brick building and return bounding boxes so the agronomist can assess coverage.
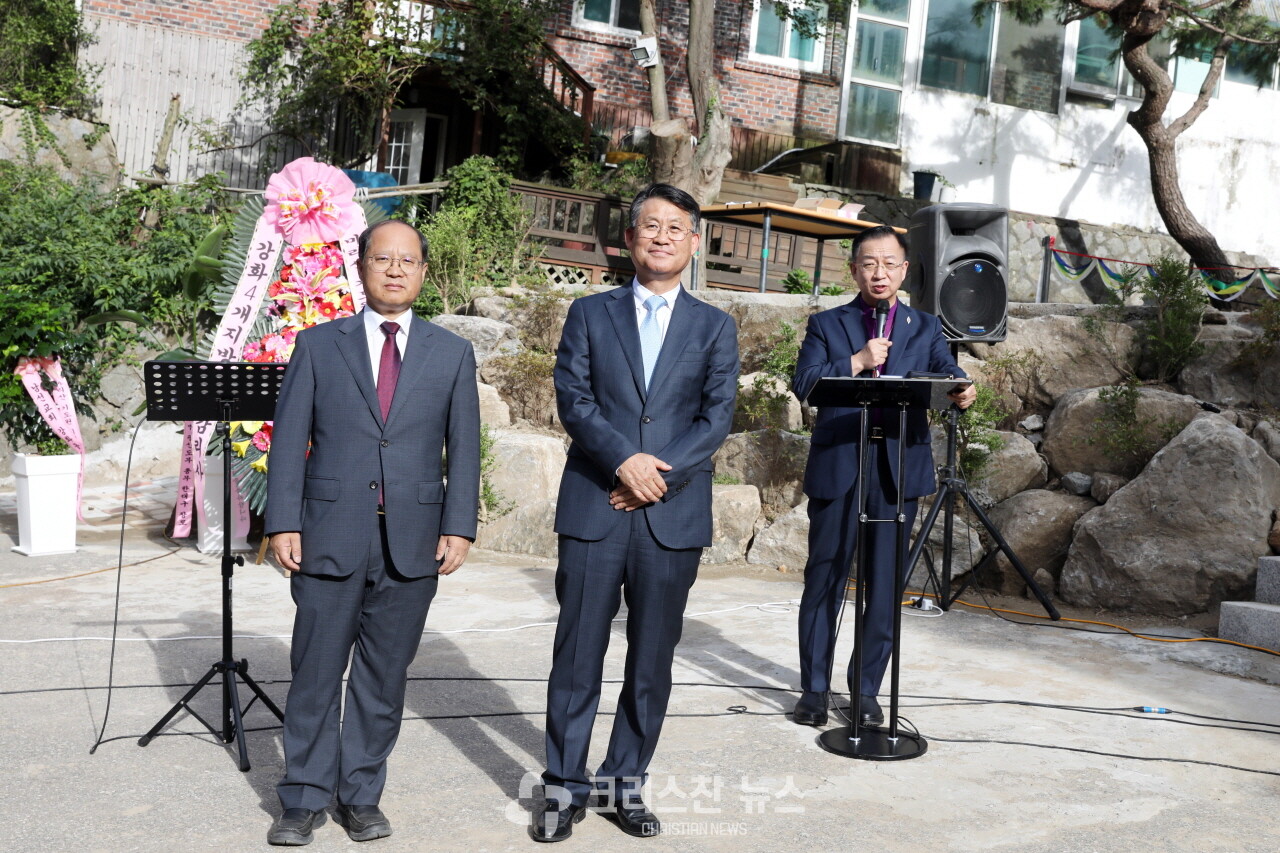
[77,1,1280,265]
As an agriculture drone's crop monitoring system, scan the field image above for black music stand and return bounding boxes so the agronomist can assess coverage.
[137,361,287,771]
[803,376,967,761]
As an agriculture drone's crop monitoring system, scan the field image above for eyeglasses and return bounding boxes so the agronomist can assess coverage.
[635,222,692,241]
[856,259,904,274]
[367,254,424,272]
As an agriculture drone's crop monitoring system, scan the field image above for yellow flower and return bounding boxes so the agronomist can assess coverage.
[231,439,252,457]
[239,420,265,435]
[250,455,269,474]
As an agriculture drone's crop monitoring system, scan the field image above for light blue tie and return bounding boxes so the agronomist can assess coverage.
[639,293,666,389]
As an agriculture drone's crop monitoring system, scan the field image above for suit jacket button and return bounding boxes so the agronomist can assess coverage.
[641,416,652,424]
[369,481,378,490]
[380,440,389,447]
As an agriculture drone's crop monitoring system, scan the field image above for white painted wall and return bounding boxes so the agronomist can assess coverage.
[889,50,1279,264]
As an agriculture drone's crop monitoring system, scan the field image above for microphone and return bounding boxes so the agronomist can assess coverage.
[875,298,889,340]
[873,299,889,377]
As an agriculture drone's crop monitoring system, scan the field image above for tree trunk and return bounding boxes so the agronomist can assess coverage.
[684,0,732,205]
[1116,14,1234,276]
[640,0,731,203]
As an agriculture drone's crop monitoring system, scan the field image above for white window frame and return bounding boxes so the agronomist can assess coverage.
[838,5,911,149]
[747,0,829,73]
[573,0,642,36]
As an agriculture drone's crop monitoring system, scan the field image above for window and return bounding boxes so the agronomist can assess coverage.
[843,0,910,145]
[1073,16,1119,90]
[749,1,827,70]
[578,0,641,32]
[1225,42,1278,88]
[919,0,994,96]
[990,14,1064,112]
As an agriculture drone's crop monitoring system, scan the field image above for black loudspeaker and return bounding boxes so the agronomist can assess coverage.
[906,203,1009,343]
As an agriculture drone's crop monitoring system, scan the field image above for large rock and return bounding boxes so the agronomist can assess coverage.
[1041,386,1201,478]
[704,484,762,564]
[1059,414,1280,615]
[907,502,984,590]
[485,430,565,506]
[429,315,519,366]
[733,371,803,432]
[981,490,1095,594]
[969,431,1047,507]
[0,105,119,188]
[476,499,558,558]
[480,351,558,427]
[969,315,1138,409]
[1179,321,1280,410]
[713,429,809,517]
[1252,419,1280,466]
[477,382,511,427]
[746,500,810,571]
[696,291,844,374]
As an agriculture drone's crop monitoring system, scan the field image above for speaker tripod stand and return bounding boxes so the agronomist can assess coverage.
[907,402,1059,619]
[137,362,287,770]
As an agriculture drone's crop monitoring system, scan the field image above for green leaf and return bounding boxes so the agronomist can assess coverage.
[84,310,150,326]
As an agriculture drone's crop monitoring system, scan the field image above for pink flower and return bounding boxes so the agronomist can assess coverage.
[252,424,273,452]
[263,158,358,245]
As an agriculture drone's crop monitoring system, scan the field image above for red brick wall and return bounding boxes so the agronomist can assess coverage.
[82,0,296,43]
[545,0,846,139]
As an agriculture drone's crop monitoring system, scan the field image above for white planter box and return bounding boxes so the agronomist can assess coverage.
[11,452,79,556]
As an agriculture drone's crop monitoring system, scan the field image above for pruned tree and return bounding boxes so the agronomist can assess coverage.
[985,0,1280,276]
[636,1,839,204]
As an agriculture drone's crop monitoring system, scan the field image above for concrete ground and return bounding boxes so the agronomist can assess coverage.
[1,478,1278,853]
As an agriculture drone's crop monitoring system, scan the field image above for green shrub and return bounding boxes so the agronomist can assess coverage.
[781,269,813,295]
[734,321,801,432]
[1086,378,1182,474]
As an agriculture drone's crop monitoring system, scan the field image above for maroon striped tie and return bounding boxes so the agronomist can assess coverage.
[377,321,401,421]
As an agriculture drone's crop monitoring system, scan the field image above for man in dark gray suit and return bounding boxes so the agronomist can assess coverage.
[264,220,480,846]
[531,184,739,842]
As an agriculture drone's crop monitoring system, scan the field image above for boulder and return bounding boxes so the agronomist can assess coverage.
[981,490,1095,594]
[969,431,1047,507]
[734,371,803,432]
[485,430,565,506]
[1179,322,1280,410]
[476,499,558,558]
[1059,414,1280,615]
[746,500,810,571]
[429,315,519,366]
[695,291,844,374]
[713,429,809,517]
[969,315,1138,408]
[1041,386,1201,478]
[477,382,511,427]
[1019,414,1045,432]
[1253,420,1280,466]
[704,484,762,564]
[1060,472,1092,496]
[1271,514,1280,554]
[907,503,984,591]
[1090,472,1128,504]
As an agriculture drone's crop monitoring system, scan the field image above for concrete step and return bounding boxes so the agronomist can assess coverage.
[1219,600,1280,651]
[1257,555,1280,605]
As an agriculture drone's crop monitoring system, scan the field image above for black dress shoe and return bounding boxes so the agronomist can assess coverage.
[793,690,829,726]
[268,808,320,846]
[529,801,586,843]
[859,694,884,727]
[336,804,391,842]
[614,801,661,838]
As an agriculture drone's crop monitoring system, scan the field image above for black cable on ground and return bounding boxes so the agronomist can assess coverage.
[89,418,146,756]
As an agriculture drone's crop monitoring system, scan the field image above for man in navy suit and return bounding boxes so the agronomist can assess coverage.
[791,225,975,729]
[532,184,739,842]
[265,220,480,845]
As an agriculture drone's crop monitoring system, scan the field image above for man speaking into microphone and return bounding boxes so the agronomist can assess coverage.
[790,225,976,729]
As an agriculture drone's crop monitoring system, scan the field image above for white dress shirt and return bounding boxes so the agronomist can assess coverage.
[631,279,680,342]
[363,307,413,385]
